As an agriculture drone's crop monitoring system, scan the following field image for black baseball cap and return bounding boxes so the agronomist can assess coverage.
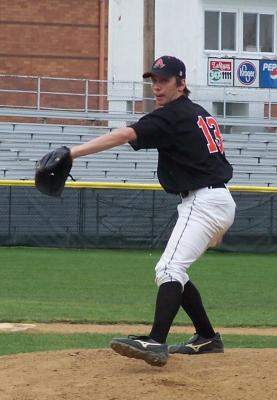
[143,55,186,79]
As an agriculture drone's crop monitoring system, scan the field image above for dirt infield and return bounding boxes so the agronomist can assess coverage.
[0,324,276,399]
[0,348,276,400]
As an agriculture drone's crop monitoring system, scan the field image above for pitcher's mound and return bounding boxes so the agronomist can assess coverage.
[0,348,276,400]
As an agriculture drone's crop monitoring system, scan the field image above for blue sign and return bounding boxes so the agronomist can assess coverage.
[237,61,257,85]
[260,60,277,88]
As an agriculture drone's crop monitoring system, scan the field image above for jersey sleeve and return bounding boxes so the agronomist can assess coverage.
[129,109,176,150]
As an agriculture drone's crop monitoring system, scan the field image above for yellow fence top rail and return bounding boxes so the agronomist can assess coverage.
[0,180,277,193]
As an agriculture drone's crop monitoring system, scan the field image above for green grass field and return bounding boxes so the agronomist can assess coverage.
[0,333,276,356]
[0,247,276,355]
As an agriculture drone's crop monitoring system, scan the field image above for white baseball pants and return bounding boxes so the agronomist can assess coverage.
[155,187,236,288]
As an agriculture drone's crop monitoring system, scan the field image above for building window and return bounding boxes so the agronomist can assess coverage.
[222,13,236,51]
[243,13,274,52]
[213,102,249,118]
[260,14,274,52]
[205,11,236,51]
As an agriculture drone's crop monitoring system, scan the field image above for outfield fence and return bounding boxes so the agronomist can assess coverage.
[1,181,277,252]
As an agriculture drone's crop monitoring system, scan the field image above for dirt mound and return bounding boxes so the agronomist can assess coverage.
[0,348,276,400]
[0,323,276,399]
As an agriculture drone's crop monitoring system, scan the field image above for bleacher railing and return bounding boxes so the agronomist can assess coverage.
[0,74,147,115]
[0,74,277,128]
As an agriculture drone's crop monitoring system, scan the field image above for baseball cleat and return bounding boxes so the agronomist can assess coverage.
[110,335,168,367]
[168,332,224,355]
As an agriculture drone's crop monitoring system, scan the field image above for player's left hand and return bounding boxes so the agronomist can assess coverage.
[35,146,73,197]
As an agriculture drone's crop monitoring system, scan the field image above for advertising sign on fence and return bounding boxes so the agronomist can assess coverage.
[208,58,234,86]
[234,59,259,87]
[260,60,277,88]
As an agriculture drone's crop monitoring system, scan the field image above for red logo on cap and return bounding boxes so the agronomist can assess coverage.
[153,58,166,69]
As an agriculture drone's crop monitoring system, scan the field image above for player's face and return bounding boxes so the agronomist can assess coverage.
[151,75,185,107]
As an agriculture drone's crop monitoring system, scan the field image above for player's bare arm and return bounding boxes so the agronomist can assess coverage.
[70,127,137,159]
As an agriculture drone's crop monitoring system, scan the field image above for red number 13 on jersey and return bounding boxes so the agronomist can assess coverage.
[197,116,224,154]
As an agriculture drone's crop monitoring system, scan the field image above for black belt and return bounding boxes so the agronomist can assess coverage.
[180,183,226,198]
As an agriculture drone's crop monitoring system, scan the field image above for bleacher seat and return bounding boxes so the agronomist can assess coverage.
[1,122,277,186]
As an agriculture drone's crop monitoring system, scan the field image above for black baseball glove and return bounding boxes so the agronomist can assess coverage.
[35,146,73,197]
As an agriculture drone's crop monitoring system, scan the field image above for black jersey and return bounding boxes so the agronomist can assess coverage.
[130,95,233,194]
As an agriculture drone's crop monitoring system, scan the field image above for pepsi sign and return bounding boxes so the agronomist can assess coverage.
[260,60,277,88]
[234,59,259,87]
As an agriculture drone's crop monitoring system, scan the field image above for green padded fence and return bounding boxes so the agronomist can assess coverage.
[1,181,277,252]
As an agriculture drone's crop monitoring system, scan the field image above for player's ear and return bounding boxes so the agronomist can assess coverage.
[176,77,186,92]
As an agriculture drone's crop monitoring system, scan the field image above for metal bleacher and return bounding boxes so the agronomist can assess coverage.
[1,73,277,186]
[1,122,277,185]
[223,131,277,186]
[0,123,158,182]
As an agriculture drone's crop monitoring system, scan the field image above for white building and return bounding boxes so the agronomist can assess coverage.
[108,0,277,130]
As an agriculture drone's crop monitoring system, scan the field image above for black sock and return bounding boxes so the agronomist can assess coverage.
[149,281,183,343]
[181,280,215,338]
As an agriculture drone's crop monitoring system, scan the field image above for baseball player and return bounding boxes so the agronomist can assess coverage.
[69,56,236,367]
